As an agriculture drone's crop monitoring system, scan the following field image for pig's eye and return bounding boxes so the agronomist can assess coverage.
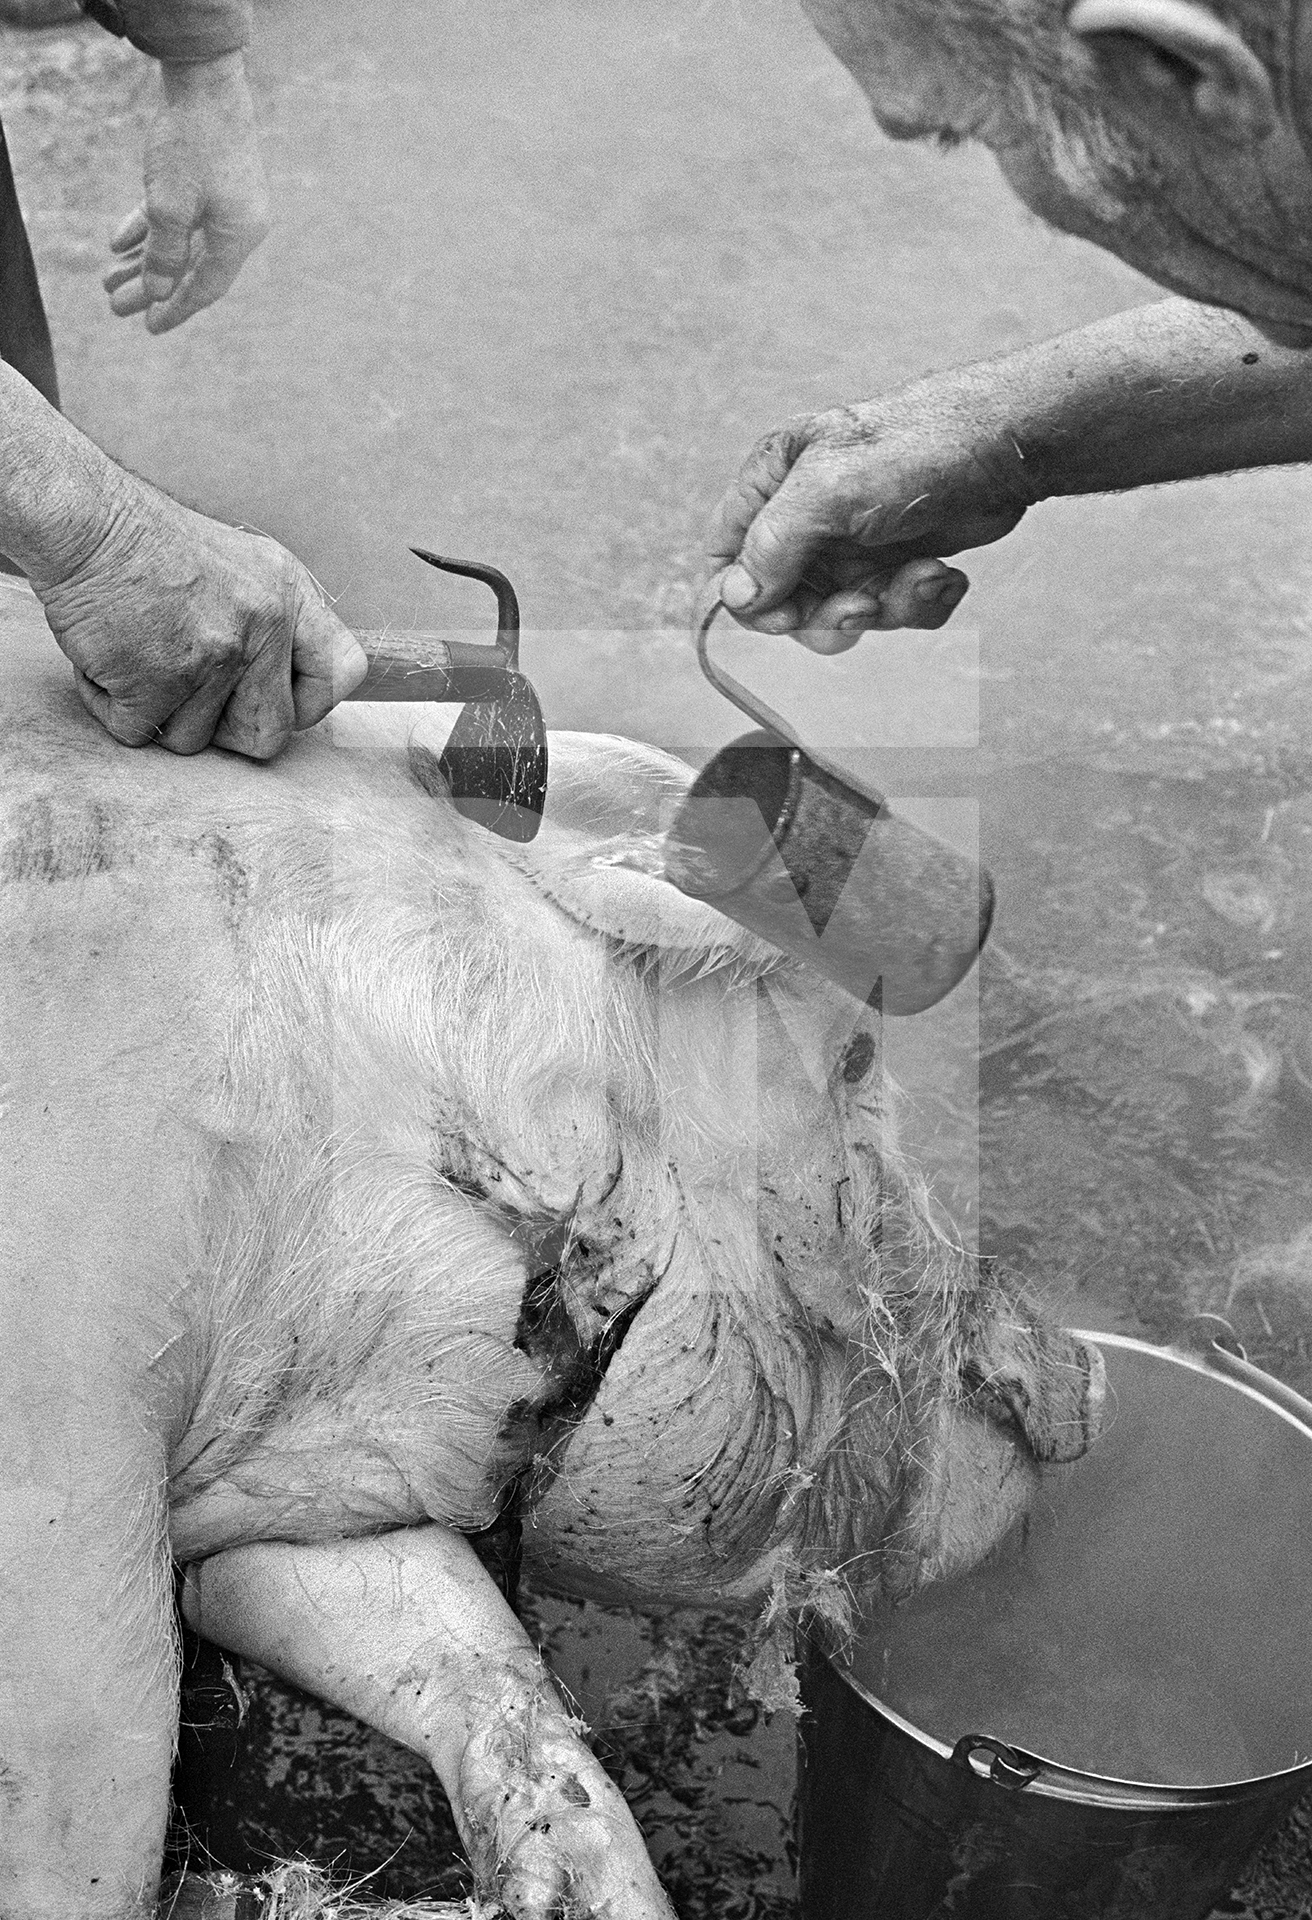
[839,1031,877,1085]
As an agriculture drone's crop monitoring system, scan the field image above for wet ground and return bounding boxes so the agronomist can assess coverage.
[5,2,1312,1913]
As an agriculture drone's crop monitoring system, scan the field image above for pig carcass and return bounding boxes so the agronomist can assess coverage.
[0,588,1102,1919]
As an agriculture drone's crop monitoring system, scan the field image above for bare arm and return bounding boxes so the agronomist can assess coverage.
[705,298,1312,647]
[994,299,1312,498]
[2,361,365,755]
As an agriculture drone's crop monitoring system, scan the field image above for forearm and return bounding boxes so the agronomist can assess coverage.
[989,298,1312,503]
[0,362,128,585]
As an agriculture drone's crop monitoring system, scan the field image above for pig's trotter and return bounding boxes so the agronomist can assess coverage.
[457,1678,675,1920]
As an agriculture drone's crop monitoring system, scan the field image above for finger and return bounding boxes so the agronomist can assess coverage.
[287,593,369,730]
[718,473,853,623]
[704,426,806,574]
[706,431,837,622]
[107,274,153,318]
[156,671,245,757]
[142,227,260,335]
[209,649,298,762]
[108,276,153,317]
[103,256,144,295]
[700,560,842,640]
[792,625,864,658]
[142,268,209,336]
[71,669,173,750]
[796,559,969,641]
[140,207,196,303]
[109,205,149,254]
[871,558,969,630]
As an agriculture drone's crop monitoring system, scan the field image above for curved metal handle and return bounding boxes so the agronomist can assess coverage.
[350,550,524,701]
[411,548,520,669]
[1171,1315,1312,1433]
[951,1734,1042,1790]
[694,599,885,808]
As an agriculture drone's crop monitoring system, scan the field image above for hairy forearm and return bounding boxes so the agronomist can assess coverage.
[1,362,127,584]
[993,298,1312,503]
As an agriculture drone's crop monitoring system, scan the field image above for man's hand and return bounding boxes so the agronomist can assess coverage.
[704,375,1034,652]
[103,51,270,334]
[29,474,367,759]
[704,302,1312,652]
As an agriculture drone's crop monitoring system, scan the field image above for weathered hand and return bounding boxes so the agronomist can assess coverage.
[29,472,366,759]
[103,51,270,334]
[704,375,1035,651]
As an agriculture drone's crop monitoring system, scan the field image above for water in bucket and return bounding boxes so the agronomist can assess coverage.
[851,1334,1311,1786]
[799,1332,1312,1920]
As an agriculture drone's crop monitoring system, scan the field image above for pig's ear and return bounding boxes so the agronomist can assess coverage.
[501,731,782,978]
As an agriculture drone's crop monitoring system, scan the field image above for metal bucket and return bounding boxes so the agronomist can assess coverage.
[798,1326,1312,1920]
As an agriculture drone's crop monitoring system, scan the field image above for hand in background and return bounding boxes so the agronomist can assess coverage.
[103,50,270,333]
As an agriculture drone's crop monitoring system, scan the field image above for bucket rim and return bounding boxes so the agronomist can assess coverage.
[1071,1326,1312,1443]
[815,1327,1312,1803]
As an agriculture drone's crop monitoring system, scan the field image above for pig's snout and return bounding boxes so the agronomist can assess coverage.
[962,1326,1106,1465]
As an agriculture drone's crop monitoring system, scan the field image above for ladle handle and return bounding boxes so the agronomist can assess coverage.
[694,597,884,808]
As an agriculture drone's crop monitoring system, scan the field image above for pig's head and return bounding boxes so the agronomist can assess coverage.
[459,734,1105,1620]
[801,0,1312,342]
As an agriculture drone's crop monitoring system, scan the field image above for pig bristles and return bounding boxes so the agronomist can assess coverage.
[159,1862,499,1919]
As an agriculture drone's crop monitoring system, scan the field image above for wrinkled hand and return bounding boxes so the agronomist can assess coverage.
[30,473,366,759]
[704,375,1036,651]
[103,52,270,334]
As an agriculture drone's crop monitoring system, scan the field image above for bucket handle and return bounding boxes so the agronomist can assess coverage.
[951,1734,1042,1790]
[1170,1314,1312,1433]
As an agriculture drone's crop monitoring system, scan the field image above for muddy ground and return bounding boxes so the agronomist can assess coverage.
[4,2,1312,1913]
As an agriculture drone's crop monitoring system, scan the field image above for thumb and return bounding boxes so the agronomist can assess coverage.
[719,465,839,620]
[288,593,369,730]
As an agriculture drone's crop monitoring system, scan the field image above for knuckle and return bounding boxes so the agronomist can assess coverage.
[206,626,246,673]
[750,421,808,477]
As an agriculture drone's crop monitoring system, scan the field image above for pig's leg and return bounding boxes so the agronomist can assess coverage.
[0,1347,176,1918]
[181,1527,675,1920]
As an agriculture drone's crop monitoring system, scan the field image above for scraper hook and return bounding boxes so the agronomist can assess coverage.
[410,549,521,669]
